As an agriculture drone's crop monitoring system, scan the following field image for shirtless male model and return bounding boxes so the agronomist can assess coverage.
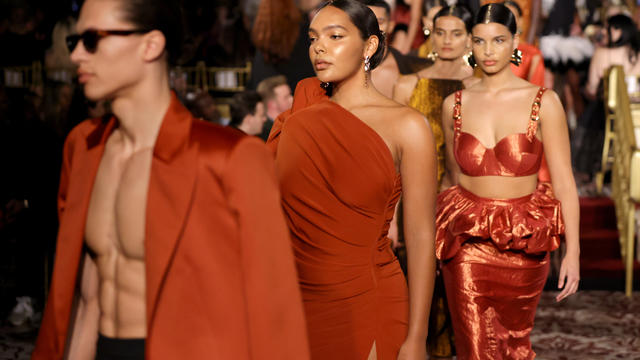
[31,0,309,359]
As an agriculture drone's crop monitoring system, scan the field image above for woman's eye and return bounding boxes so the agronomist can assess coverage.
[496,38,504,43]
[330,34,343,40]
[309,36,317,42]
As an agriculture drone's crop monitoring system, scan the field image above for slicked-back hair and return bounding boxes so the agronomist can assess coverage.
[119,0,184,65]
[473,3,517,35]
[322,0,386,70]
[362,0,391,17]
[433,5,473,33]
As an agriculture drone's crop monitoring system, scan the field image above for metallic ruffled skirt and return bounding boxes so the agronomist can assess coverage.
[436,183,564,360]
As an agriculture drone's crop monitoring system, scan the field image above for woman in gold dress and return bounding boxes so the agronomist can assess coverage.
[392,5,476,359]
[394,5,476,189]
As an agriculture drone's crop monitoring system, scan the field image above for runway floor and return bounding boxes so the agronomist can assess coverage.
[1,290,639,359]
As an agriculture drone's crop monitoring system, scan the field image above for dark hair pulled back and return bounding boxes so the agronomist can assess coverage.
[323,0,386,70]
[119,0,184,65]
[473,3,517,35]
[433,5,473,33]
[607,14,640,64]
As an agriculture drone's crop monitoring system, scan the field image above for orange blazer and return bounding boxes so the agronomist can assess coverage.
[32,93,310,360]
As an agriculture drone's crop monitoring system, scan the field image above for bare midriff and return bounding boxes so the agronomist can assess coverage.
[85,129,152,339]
[458,173,539,199]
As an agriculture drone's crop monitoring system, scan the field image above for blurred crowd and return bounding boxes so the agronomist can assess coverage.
[1,0,640,332]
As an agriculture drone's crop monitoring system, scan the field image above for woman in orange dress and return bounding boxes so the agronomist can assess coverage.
[438,4,580,359]
[267,1,437,358]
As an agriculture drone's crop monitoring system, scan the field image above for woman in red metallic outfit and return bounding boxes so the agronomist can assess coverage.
[437,3,580,359]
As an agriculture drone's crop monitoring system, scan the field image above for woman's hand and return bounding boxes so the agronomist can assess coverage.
[397,335,427,360]
[556,251,580,302]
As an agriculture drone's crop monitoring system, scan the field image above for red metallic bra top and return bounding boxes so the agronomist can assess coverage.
[453,87,546,177]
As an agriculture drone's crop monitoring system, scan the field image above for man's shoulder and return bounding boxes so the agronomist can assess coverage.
[191,119,269,164]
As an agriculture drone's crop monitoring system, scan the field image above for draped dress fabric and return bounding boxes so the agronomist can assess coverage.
[436,88,564,360]
[268,94,409,359]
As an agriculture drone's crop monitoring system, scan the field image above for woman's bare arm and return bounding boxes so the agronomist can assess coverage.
[396,108,437,359]
[539,90,580,302]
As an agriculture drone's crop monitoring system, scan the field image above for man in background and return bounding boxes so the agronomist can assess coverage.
[229,90,268,136]
[257,75,293,141]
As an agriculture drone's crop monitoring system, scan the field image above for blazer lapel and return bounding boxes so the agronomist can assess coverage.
[49,117,115,353]
[145,94,198,327]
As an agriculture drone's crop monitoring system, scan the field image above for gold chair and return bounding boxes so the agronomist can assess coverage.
[606,65,640,297]
[596,70,617,193]
[3,61,43,89]
[205,62,251,92]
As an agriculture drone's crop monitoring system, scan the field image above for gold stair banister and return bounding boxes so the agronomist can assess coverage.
[607,65,639,297]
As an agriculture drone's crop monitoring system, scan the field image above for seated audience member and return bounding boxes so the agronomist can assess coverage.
[187,90,221,124]
[257,75,293,141]
[229,91,268,136]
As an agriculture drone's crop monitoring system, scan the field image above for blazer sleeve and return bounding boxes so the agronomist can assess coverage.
[32,128,77,360]
[224,137,310,360]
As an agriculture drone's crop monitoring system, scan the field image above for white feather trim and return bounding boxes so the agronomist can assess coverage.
[539,35,595,64]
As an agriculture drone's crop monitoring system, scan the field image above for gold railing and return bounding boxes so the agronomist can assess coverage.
[3,61,252,94]
[606,65,640,297]
[2,61,43,89]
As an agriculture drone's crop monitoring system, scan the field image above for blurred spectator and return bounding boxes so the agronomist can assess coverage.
[182,1,253,66]
[572,14,640,191]
[0,4,46,66]
[257,75,293,140]
[186,90,222,124]
[249,0,315,91]
[229,90,267,136]
[44,17,76,83]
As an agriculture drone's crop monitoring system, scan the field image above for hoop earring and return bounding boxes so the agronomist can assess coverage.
[510,49,523,66]
[423,27,430,37]
[364,56,371,72]
[466,52,477,67]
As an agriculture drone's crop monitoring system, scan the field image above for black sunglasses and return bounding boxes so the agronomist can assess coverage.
[66,29,149,53]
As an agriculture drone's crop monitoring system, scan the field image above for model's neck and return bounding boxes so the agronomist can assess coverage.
[432,56,469,77]
[111,70,172,150]
[330,70,377,107]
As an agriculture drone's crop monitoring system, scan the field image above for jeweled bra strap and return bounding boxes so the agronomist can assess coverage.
[526,87,547,141]
[453,90,462,140]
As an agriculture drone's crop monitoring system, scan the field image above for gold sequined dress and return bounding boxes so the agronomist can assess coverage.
[408,77,464,184]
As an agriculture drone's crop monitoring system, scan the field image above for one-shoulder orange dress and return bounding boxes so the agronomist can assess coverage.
[268,78,409,359]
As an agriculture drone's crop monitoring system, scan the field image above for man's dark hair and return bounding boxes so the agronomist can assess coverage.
[119,0,184,65]
[229,91,262,127]
[362,0,391,17]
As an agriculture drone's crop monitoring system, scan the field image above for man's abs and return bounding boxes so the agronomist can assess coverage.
[85,132,153,338]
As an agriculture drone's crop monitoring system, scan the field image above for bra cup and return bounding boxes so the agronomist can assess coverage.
[456,132,543,177]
